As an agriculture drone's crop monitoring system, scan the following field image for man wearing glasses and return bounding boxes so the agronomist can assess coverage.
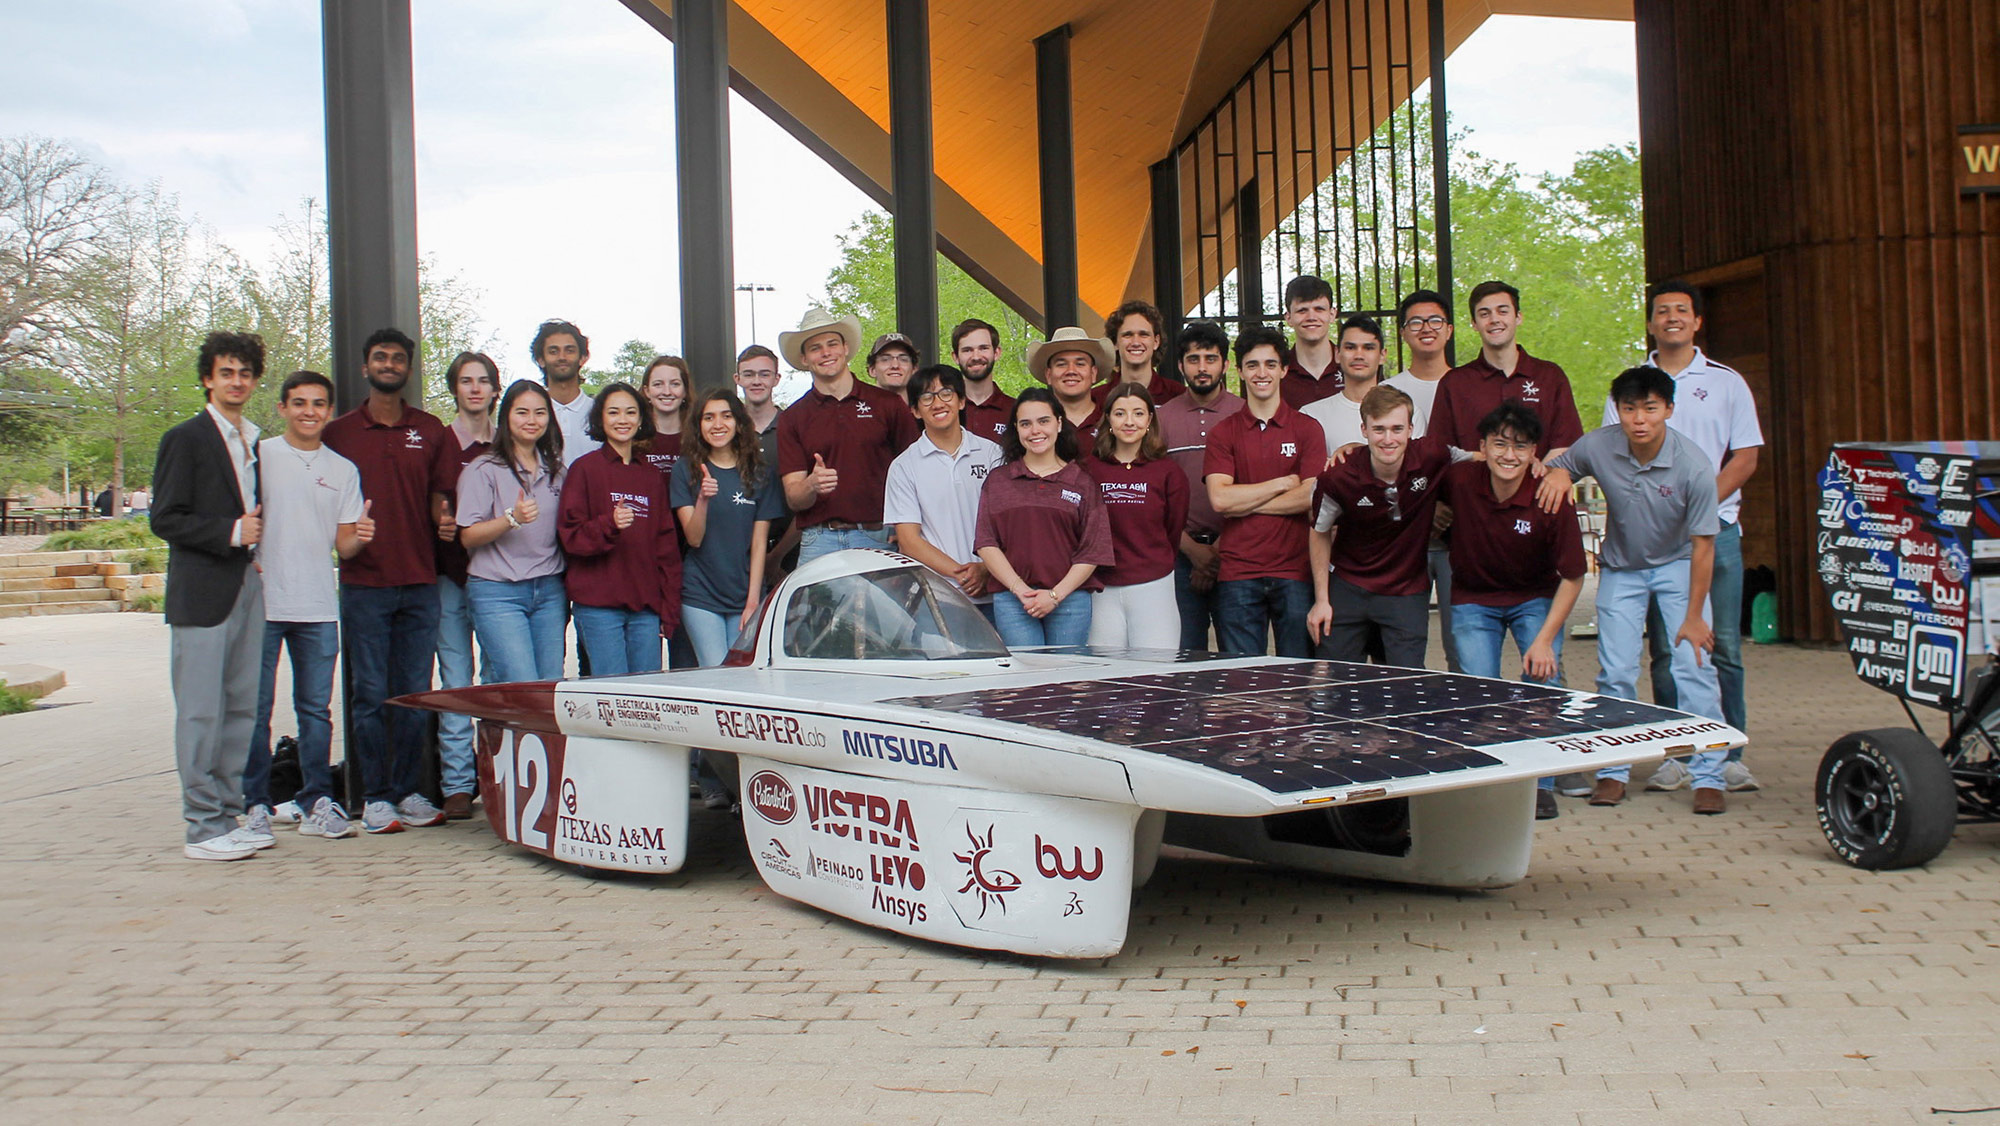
[1387,289,1460,669]
[884,365,1006,620]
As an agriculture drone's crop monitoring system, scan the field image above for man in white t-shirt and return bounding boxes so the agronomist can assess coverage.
[1386,289,1457,670]
[884,365,1005,618]
[1302,314,1391,454]
[1606,280,1766,794]
[241,371,373,842]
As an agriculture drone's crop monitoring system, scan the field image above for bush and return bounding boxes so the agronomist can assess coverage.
[121,546,167,573]
[0,685,33,716]
[128,590,164,614]
[41,518,164,552]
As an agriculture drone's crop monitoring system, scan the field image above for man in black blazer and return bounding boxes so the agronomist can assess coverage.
[152,331,269,862]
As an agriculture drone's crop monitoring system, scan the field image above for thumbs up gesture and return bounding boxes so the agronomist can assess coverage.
[436,497,457,542]
[698,463,719,500]
[809,452,838,496]
[513,486,539,526]
[240,503,263,546]
[612,499,636,529]
[356,499,376,544]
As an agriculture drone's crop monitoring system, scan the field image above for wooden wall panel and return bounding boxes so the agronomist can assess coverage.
[1636,0,2000,642]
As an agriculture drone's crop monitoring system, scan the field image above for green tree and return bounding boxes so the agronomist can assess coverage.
[416,254,499,416]
[600,339,659,387]
[819,212,1040,395]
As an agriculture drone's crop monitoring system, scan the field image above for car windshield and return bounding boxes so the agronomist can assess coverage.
[782,566,1010,661]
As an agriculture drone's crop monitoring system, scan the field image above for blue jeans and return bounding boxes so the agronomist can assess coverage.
[434,577,482,796]
[468,575,568,683]
[1174,550,1224,651]
[340,582,441,805]
[681,604,738,667]
[1451,597,1563,791]
[572,603,662,676]
[1214,577,1313,658]
[244,620,339,810]
[992,589,1092,648]
[1646,520,1747,756]
[798,523,891,565]
[1594,560,1725,787]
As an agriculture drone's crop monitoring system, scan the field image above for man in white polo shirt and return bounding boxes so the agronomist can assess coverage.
[531,318,595,466]
[885,365,1005,619]
[1605,280,1765,794]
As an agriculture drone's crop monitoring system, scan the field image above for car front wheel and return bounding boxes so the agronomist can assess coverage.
[1815,727,1956,870]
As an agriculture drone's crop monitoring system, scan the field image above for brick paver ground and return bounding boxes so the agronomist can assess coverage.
[2,607,1997,1124]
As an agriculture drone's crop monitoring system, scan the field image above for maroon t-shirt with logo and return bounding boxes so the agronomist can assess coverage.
[962,388,1015,444]
[1081,455,1190,587]
[1092,370,1185,407]
[1437,460,1587,606]
[1424,346,1584,457]
[973,460,1116,592]
[1202,402,1327,583]
[640,430,682,479]
[434,424,490,587]
[556,447,683,632]
[322,403,452,588]
[1280,361,1344,410]
[1310,436,1453,597]
[777,378,920,528]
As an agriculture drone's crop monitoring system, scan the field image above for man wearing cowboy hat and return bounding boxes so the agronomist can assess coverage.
[777,306,921,565]
[1027,327,1114,446]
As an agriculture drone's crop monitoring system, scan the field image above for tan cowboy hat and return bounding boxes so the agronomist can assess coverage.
[1024,326,1114,379]
[779,306,864,370]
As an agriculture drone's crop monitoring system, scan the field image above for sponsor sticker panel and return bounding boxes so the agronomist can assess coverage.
[740,755,1139,958]
[475,725,691,873]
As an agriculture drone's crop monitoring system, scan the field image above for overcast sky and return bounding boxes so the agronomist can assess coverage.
[3,3,1638,381]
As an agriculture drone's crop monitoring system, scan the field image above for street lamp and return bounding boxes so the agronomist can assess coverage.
[735,283,775,345]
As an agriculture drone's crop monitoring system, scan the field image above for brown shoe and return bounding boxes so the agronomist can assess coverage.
[1692,787,1726,815]
[443,792,475,821]
[1589,778,1626,806]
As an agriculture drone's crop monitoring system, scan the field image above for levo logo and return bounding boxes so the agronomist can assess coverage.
[746,770,796,824]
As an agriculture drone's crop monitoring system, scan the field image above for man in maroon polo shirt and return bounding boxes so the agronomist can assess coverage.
[1159,320,1242,651]
[1306,385,1465,667]
[1029,326,1109,443]
[321,327,453,834]
[1204,324,1325,658]
[1424,280,1584,462]
[1279,275,1343,410]
[1437,401,1587,819]
[777,306,920,565]
[951,318,1015,443]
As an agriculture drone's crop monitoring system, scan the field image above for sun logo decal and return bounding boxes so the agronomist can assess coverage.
[953,823,1022,917]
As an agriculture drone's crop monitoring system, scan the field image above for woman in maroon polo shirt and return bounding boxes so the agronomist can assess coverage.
[974,388,1115,649]
[1083,383,1189,650]
[558,383,683,676]
[639,356,692,477]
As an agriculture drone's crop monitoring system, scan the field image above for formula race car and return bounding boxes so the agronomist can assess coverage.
[398,549,1745,958]
[1813,441,2000,869]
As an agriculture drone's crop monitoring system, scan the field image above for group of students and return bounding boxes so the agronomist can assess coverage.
[156,270,1762,862]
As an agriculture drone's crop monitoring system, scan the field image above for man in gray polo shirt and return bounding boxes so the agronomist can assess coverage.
[884,365,1004,619]
[1543,365,1729,815]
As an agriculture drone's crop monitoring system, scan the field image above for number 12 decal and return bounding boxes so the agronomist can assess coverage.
[489,730,554,850]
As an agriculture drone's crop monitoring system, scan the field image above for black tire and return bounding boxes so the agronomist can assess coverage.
[1815,728,1956,870]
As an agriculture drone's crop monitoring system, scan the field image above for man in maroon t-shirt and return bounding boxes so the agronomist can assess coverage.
[777,306,920,565]
[1423,280,1584,462]
[1306,385,1465,668]
[1204,324,1324,658]
[1279,275,1343,410]
[951,318,1015,444]
[320,327,453,834]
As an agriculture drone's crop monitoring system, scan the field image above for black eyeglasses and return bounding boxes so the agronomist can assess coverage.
[917,389,961,404]
[1402,315,1448,330]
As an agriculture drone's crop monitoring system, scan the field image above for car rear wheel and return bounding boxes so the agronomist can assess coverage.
[1815,727,1956,870]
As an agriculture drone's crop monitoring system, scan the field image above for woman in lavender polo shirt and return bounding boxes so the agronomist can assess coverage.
[456,380,568,683]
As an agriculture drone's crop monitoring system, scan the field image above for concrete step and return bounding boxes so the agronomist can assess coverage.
[0,550,115,570]
[0,588,117,607]
[0,565,58,582]
[0,601,123,620]
[103,573,164,594]
[0,575,109,592]
[0,664,65,700]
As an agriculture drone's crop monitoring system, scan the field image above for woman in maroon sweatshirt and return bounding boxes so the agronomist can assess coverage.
[558,382,683,675]
[1082,382,1189,649]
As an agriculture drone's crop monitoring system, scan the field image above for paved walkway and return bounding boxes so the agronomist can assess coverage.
[2,611,1997,1125]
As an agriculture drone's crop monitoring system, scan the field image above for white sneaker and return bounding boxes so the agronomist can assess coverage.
[186,832,258,862]
[397,793,447,828]
[232,806,277,849]
[1645,758,1693,792]
[270,800,303,825]
[299,796,357,839]
[1722,761,1761,792]
[363,800,404,834]
[1554,773,1594,798]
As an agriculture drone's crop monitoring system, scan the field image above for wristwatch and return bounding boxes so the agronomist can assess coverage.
[504,507,520,529]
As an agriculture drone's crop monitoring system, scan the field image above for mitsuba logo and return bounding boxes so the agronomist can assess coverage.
[841,728,959,770]
[1035,836,1103,881]
[745,770,796,824]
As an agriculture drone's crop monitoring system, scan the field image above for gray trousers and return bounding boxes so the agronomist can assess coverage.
[1316,572,1430,668]
[171,567,265,843]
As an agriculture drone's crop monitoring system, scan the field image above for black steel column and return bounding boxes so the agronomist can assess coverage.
[322,0,421,411]
[1427,0,1456,363]
[1149,156,1182,334]
[1235,179,1262,329]
[1035,25,1079,331]
[887,0,938,362]
[676,0,736,383]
